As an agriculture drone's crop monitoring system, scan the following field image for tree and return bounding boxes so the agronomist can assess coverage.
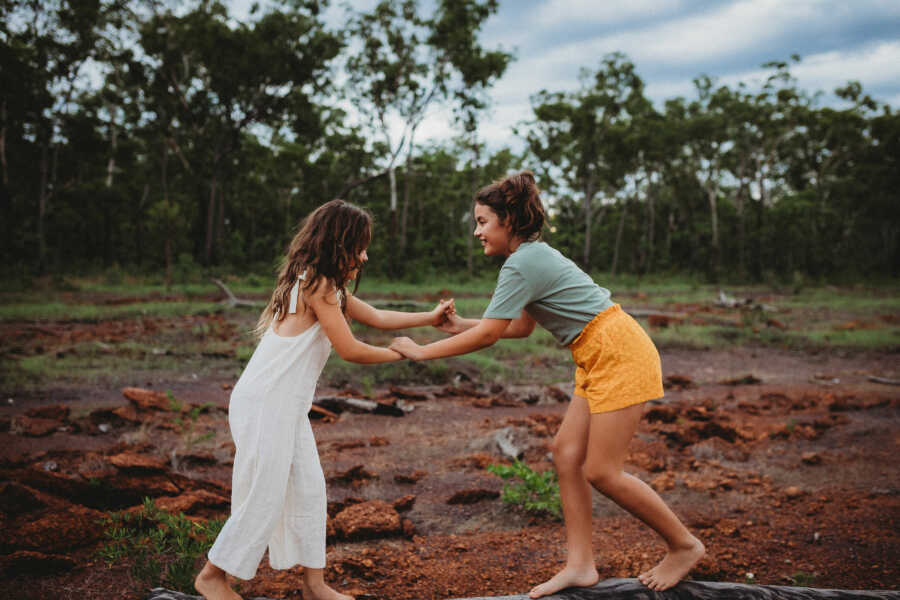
[344,0,510,273]
[523,53,646,270]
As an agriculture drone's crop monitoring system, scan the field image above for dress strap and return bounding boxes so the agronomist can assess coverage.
[288,271,307,314]
[287,279,300,314]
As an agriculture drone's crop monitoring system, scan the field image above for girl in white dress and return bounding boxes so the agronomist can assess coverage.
[195,200,453,600]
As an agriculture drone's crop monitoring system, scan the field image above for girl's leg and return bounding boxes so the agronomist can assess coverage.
[302,567,354,600]
[529,395,600,599]
[194,559,242,600]
[582,402,704,591]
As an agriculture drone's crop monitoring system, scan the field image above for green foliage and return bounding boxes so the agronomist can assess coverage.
[487,460,562,520]
[97,498,224,594]
[790,571,818,586]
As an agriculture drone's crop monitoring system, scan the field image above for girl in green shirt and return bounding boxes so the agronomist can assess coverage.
[390,171,704,596]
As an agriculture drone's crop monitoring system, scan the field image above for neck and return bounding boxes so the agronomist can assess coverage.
[507,236,525,256]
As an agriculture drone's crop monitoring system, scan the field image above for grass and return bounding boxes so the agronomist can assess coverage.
[0,301,227,322]
[1,272,897,393]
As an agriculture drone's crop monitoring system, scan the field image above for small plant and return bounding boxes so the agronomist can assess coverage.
[790,571,818,587]
[487,460,562,520]
[167,390,182,412]
[98,497,224,593]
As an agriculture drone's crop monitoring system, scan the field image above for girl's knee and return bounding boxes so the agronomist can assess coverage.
[550,437,585,471]
[583,463,623,493]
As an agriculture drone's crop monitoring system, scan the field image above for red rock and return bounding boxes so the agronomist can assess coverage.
[16,416,63,437]
[0,550,76,576]
[369,435,390,446]
[801,452,822,465]
[328,464,377,486]
[0,482,47,516]
[401,518,416,538]
[107,451,168,471]
[154,490,229,514]
[25,404,70,420]
[122,387,175,411]
[392,494,416,512]
[5,504,104,553]
[446,488,499,505]
[331,500,402,541]
[111,404,142,423]
[785,486,804,499]
[644,405,678,424]
[394,470,427,484]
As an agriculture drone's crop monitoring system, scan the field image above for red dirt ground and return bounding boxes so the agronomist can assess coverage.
[1,315,899,599]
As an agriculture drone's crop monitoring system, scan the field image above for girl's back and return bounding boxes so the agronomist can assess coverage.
[231,281,336,406]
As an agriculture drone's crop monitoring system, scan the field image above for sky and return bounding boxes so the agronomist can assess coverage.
[232,0,900,151]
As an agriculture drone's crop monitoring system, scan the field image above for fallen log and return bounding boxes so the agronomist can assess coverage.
[869,375,900,386]
[145,578,900,600]
[450,578,900,599]
[210,278,265,308]
[314,395,409,417]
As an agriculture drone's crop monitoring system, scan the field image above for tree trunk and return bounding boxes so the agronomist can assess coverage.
[204,163,219,265]
[162,143,172,290]
[215,181,225,264]
[466,144,480,276]
[646,182,656,273]
[38,142,49,273]
[610,199,628,276]
[754,156,766,281]
[706,177,720,282]
[582,174,595,269]
[106,116,117,188]
[0,101,8,187]
[388,165,399,276]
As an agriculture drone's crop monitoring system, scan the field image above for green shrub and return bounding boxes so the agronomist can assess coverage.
[97,497,224,593]
[488,460,562,520]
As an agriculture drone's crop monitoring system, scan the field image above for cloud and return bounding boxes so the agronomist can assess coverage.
[530,0,686,29]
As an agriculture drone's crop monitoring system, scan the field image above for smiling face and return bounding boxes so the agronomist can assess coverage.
[474,203,514,257]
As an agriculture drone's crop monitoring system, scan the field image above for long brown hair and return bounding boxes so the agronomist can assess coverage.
[475,170,545,240]
[254,199,373,337]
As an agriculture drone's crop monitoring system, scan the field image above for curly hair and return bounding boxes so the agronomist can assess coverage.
[474,170,545,241]
[254,199,372,337]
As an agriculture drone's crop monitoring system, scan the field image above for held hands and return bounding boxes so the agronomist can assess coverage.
[430,298,455,327]
[389,336,424,361]
[393,298,455,360]
[432,298,467,334]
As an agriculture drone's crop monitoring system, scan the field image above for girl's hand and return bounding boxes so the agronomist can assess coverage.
[390,336,424,361]
[435,310,465,334]
[430,298,455,326]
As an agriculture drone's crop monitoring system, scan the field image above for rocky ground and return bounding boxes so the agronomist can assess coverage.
[1,340,898,599]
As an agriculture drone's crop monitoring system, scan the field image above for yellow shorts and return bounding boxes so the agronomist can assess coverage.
[570,304,664,414]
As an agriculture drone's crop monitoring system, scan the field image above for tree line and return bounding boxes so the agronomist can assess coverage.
[2,0,897,284]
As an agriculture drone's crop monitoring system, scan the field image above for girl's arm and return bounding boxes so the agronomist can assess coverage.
[346,294,453,330]
[390,317,511,361]
[438,310,535,339]
[308,282,402,364]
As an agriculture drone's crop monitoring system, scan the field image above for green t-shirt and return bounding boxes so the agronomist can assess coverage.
[482,241,613,346]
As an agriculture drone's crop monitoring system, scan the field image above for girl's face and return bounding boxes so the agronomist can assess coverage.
[474,203,513,257]
[348,247,368,281]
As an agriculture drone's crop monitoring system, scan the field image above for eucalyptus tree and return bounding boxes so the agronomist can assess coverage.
[138,0,342,265]
[522,53,646,270]
[0,0,117,271]
[343,0,510,269]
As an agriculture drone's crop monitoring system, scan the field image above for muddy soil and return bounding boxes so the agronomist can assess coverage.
[1,335,898,600]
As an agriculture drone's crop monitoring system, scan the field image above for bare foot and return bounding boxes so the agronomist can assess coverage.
[529,565,599,599]
[637,536,705,591]
[194,567,242,600]
[301,579,354,600]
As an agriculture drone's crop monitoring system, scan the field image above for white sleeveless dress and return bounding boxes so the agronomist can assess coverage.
[208,275,336,579]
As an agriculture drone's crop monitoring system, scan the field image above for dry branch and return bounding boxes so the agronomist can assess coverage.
[210,278,265,308]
